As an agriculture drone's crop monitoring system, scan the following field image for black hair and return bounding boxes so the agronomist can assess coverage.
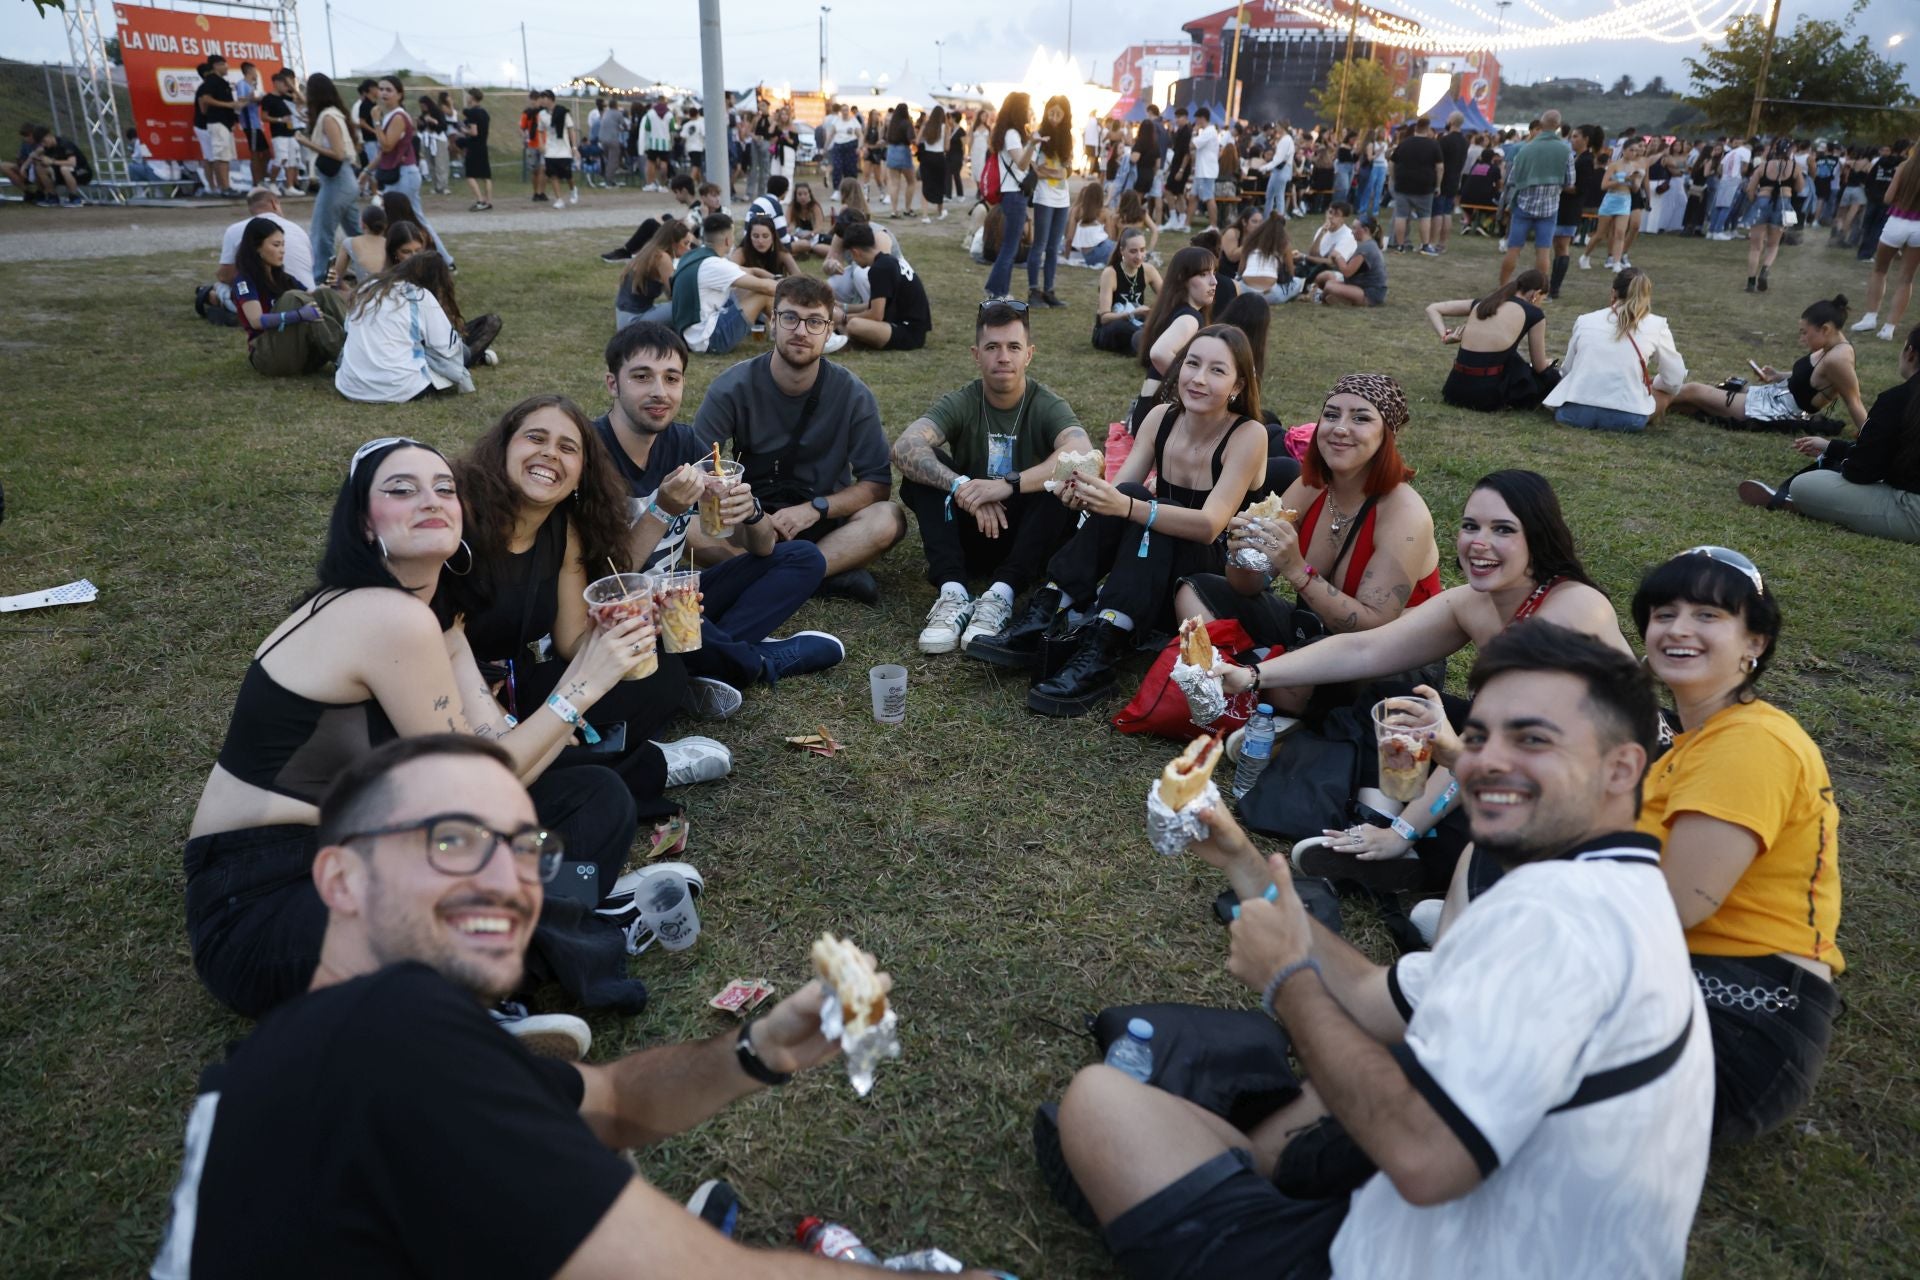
[604,319,688,375]
[235,216,297,300]
[701,212,733,239]
[976,299,1031,338]
[1801,294,1850,329]
[1216,292,1271,384]
[301,439,454,613]
[1469,620,1658,759]
[306,73,347,121]
[317,734,514,846]
[840,220,877,250]
[1468,470,1598,591]
[1631,551,1782,701]
[669,173,696,195]
[765,174,789,198]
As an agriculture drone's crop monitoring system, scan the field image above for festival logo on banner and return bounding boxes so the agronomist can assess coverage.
[114,4,284,162]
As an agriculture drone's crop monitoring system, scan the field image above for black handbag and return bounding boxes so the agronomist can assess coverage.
[316,153,343,178]
[373,164,401,188]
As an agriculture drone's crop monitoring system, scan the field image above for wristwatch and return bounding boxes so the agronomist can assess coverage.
[1003,471,1021,495]
[742,495,766,525]
[810,496,831,517]
[735,1019,792,1086]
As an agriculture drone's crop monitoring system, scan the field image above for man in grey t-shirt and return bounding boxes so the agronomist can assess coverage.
[692,275,905,604]
[1317,215,1388,307]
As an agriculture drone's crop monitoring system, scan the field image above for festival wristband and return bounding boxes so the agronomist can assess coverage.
[1390,816,1421,842]
[544,693,602,745]
[1429,779,1460,815]
[1136,499,1160,558]
[1261,957,1323,1018]
[945,474,970,521]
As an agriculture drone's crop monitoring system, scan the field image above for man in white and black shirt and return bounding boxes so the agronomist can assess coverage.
[1055,620,1711,1280]
[747,173,792,247]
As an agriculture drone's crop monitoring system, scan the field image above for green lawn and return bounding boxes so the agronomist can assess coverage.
[1,203,1915,1277]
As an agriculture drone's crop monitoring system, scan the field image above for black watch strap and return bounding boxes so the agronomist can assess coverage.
[742,496,766,525]
[735,1020,792,1086]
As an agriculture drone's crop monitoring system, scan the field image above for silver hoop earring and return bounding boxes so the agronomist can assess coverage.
[375,536,390,559]
[1739,655,1758,674]
[445,539,474,576]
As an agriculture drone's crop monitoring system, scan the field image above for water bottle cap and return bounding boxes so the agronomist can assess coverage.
[1127,1017,1154,1041]
[1257,704,1273,716]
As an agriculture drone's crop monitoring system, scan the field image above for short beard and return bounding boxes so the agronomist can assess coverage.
[363,868,525,1002]
[775,340,821,373]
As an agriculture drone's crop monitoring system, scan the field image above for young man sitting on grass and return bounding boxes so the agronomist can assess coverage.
[672,214,777,357]
[151,735,1007,1278]
[892,300,1090,654]
[834,221,932,352]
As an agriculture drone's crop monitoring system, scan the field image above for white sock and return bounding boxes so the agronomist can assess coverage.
[1098,608,1135,632]
[939,581,968,600]
[987,582,1014,604]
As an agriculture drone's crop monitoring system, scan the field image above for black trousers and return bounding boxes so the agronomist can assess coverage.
[899,475,1079,594]
[1696,953,1838,1146]
[519,655,684,823]
[182,765,637,1019]
[1094,316,1141,353]
[1047,481,1227,632]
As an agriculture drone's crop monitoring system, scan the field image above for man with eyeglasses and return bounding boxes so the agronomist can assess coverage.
[694,276,906,605]
[892,300,1090,654]
[594,321,844,705]
[153,735,1006,1277]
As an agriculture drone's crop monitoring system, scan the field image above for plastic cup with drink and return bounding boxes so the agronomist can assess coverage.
[637,867,700,951]
[698,453,746,539]
[1372,696,1441,803]
[654,570,703,653]
[583,572,658,680]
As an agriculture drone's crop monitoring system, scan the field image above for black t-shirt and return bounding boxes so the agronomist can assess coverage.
[200,73,237,127]
[1170,123,1192,166]
[463,105,490,147]
[593,415,703,570]
[866,252,931,331]
[1869,154,1903,203]
[149,963,631,1278]
[1561,152,1599,224]
[1134,120,1160,166]
[1390,135,1443,195]
[1439,130,1470,196]
[462,504,568,664]
[261,92,295,138]
[358,97,379,137]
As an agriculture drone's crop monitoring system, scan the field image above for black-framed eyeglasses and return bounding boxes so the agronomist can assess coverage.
[774,309,833,334]
[341,812,565,883]
[1680,545,1765,595]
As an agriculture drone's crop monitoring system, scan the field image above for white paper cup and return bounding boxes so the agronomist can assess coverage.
[638,869,700,952]
[869,663,908,724]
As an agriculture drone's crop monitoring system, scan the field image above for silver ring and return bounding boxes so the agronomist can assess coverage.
[630,642,642,654]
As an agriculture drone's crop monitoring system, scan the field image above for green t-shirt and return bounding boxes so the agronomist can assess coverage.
[924,379,1080,479]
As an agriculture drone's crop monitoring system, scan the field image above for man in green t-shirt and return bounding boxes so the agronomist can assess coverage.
[893,301,1093,654]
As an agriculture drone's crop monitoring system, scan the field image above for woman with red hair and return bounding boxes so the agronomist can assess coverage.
[1175,373,1440,716]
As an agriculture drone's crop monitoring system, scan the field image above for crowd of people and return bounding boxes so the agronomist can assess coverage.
[104,67,1920,1277]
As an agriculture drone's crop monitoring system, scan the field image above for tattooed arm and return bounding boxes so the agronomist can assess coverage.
[1281,490,1438,635]
[1660,813,1760,929]
[890,417,956,489]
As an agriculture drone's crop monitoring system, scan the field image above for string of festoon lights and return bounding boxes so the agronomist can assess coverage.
[1264,0,1768,52]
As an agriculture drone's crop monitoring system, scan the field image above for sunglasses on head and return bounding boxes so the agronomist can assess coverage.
[979,299,1030,319]
[349,437,429,479]
[1681,545,1764,595]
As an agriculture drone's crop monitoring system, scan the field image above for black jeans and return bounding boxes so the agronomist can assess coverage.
[1094,316,1142,353]
[1695,953,1838,1146]
[1047,482,1227,632]
[899,475,1078,594]
[182,766,638,1019]
[519,657,684,823]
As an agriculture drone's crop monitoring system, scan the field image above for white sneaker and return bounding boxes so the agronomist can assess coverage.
[823,333,849,354]
[481,349,499,366]
[1577,255,1591,270]
[1852,312,1880,332]
[569,193,579,206]
[1603,258,1617,270]
[960,591,1013,651]
[1619,256,1631,268]
[656,736,732,787]
[938,208,949,220]
[1409,898,1444,947]
[490,1002,592,1061]
[917,587,973,654]
[684,676,743,720]
[1879,323,1897,341]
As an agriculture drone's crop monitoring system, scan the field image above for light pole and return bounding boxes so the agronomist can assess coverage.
[324,0,337,76]
[819,6,831,94]
[701,0,729,201]
[1333,0,1359,144]
[1746,0,1782,140]
[934,40,944,84]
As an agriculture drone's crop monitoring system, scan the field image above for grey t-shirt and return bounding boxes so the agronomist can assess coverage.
[1352,239,1388,302]
[691,353,892,506]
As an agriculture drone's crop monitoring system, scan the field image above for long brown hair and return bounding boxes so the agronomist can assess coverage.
[352,251,462,330]
[994,92,1031,153]
[1474,269,1547,320]
[454,394,633,589]
[1162,324,1263,422]
[1071,179,1107,227]
[626,219,690,295]
[1887,156,1920,214]
[1244,214,1293,274]
[1139,246,1216,372]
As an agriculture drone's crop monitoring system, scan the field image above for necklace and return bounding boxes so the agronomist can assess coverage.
[1326,493,1352,537]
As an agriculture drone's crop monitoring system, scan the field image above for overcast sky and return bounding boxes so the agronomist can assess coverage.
[6,0,1915,98]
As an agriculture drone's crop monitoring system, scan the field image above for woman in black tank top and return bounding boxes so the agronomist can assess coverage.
[184,433,655,1019]
[1093,228,1160,354]
[993,326,1268,715]
[1743,141,1805,292]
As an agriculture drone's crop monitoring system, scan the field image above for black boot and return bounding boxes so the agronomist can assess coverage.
[1549,253,1570,298]
[1758,265,1770,292]
[964,585,1063,668]
[1027,618,1126,716]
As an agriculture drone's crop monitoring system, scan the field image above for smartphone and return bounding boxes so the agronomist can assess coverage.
[1748,359,1766,378]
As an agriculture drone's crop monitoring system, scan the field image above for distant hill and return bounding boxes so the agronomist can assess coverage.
[1497,82,1707,136]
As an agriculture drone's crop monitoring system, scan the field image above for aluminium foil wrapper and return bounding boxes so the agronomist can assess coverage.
[819,986,901,1098]
[1146,776,1221,857]
[1171,659,1226,728]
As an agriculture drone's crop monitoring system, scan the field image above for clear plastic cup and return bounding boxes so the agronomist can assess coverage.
[698,457,746,539]
[653,570,703,653]
[638,868,700,952]
[583,572,658,680]
[1373,696,1440,803]
[869,664,907,725]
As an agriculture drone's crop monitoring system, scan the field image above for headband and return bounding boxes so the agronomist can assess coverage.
[1325,374,1408,433]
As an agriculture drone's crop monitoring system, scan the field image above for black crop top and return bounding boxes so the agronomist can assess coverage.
[215,591,397,804]
[1112,263,1148,311]
[1148,305,1203,379]
[1787,352,1820,414]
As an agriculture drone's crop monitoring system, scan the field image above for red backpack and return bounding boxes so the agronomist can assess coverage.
[978,149,1003,206]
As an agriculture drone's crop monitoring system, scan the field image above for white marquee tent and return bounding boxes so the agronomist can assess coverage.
[350,36,449,84]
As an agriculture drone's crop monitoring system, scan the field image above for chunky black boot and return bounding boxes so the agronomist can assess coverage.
[1027,618,1126,716]
[964,585,1063,668]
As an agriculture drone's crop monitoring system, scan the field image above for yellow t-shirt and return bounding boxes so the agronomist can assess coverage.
[1638,700,1843,973]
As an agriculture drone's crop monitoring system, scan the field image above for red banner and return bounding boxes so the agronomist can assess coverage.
[114,5,286,162]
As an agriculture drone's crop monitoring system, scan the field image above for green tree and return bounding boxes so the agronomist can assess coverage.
[1643,75,1668,97]
[1610,74,1635,96]
[1686,12,1919,139]
[1308,59,1418,133]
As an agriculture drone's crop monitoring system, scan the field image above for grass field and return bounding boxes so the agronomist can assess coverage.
[1,190,1916,1277]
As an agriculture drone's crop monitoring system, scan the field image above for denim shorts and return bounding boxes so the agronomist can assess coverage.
[1554,223,1578,239]
[1746,196,1786,227]
[1193,176,1216,201]
[1597,191,1632,217]
[1505,209,1556,248]
[885,143,912,171]
[702,297,749,354]
[1432,193,1457,215]
[1555,401,1649,432]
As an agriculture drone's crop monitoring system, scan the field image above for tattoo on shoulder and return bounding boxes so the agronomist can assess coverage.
[433,695,449,711]
[474,724,495,739]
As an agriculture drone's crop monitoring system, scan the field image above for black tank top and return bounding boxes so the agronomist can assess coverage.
[1149,305,1203,379]
[1150,404,1259,511]
[1113,263,1147,311]
[1787,353,1820,413]
[215,591,397,803]
[463,506,567,664]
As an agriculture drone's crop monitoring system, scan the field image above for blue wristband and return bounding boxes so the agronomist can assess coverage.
[945,474,969,522]
[1429,778,1460,816]
[1136,499,1160,557]
[1229,881,1281,920]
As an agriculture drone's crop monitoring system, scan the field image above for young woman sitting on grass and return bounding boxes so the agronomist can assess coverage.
[1092,228,1158,353]
[1312,214,1387,308]
[183,437,652,1019]
[1427,269,1558,412]
[1067,179,1118,268]
[382,218,428,266]
[1543,267,1686,432]
[335,253,499,403]
[1238,213,1302,305]
[1215,468,1628,891]
[730,213,800,279]
[1668,295,1867,431]
[616,219,692,329]
[1739,324,1920,544]
[326,202,386,288]
[786,180,831,258]
[230,215,348,377]
[1133,246,1217,426]
[1114,188,1161,257]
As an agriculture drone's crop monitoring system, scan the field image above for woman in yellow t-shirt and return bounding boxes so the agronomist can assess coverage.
[1632,546,1841,1145]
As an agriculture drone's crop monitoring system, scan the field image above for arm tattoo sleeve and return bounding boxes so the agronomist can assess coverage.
[892,422,957,488]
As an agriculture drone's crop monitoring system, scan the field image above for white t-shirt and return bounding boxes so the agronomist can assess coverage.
[1034,144,1070,209]
[1263,132,1296,176]
[679,118,704,151]
[542,109,575,159]
[220,212,315,291]
[1331,834,1712,1280]
[829,115,864,148]
[684,255,748,351]
[1083,118,1102,149]
[1243,249,1285,282]
[1191,125,1222,181]
[1720,145,1750,183]
[1312,223,1358,263]
[335,284,472,403]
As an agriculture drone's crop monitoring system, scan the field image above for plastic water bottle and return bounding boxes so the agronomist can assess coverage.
[798,1217,881,1264]
[1233,704,1278,800]
[1104,1018,1155,1083]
